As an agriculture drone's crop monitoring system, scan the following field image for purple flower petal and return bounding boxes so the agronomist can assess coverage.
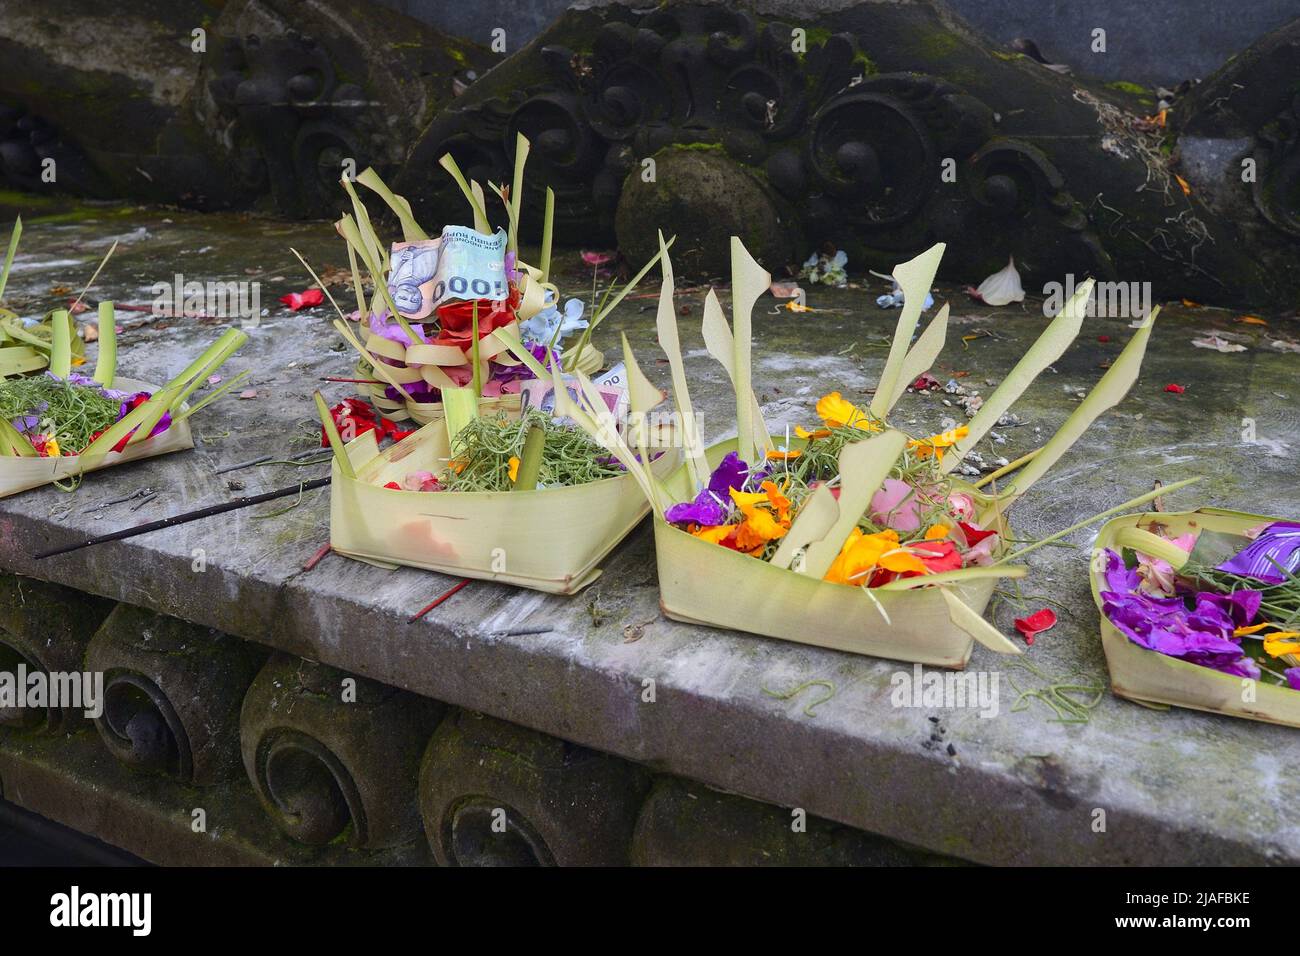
[1101,584,1257,678]
[707,452,750,498]
[1217,521,1300,583]
[1286,667,1300,691]
[666,453,751,527]
[1194,589,1262,630]
[1101,548,1141,594]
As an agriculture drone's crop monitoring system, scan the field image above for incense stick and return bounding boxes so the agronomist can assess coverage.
[33,477,332,559]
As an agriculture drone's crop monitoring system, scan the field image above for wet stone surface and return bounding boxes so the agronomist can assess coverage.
[1,204,1299,864]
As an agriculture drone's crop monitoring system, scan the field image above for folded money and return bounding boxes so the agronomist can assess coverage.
[388,226,510,321]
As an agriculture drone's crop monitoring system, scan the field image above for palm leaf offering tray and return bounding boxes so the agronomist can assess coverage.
[0,218,89,381]
[1091,509,1300,728]
[325,397,679,594]
[315,134,665,425]
[0,220,248,498]
[550,233,1186,666]
[305,136,680,594]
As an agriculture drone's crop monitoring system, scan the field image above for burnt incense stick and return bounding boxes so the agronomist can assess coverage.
[33,477,332,560]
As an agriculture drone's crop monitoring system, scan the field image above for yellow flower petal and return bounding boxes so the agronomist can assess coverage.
[909,425,970,460]
[924,524,950,541]
[1264,634,1300,657]
[728,488,768,516]
[508,455,520,482]
[691,524,736,544]
[761,480,791,520]
[795,425,832,440]
[815,391,877,431]
[879,548,928,575]
[734,509,787,550]
[766,448,802,460]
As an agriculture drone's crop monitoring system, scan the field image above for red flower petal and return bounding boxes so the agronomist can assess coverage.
[279,288,325,312]
[958,521,998,546]
[917,539,962,573]
[383,482,402,490]
[1013,608,1058,645]
[1163,383,1185,394]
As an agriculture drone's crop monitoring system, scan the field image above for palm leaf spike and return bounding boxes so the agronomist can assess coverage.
[337,214,419,346]
[512,422,545,491]
[470,300,483,399]
[563,237,675,372]
[490,324,553,380]
[868,243,945,420]
[48,309,72,378]
[69,239,118,314]
[0,414,37,457]
[574,367,661,512]
[769,482,838,570]
[92,301,116,385]
[729,237,771,466]
[942,278,1096,474]
[0,216,20,303]
[621,331,669,514]
[939,588,1024,654]
[988,306,1162,515]
[438,153,492,230]
[539,187,555,284]
[340,175,388,274]
[165,327,251,416]
[290,248,349,323]
[882,303,950,413]
[701,288,773,456]
[508,132,530,256]
[172,369,253,422]
[344,238,368,318]
[545,352,659,509]
[470,181,490,234]
[652,231,709,488]
[355,168,429,242]
[314,390,356,480]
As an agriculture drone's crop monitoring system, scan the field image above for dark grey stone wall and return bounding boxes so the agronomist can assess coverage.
[377,0,1300,86]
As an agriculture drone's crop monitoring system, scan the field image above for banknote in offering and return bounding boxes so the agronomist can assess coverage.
[520,375,629,427]
[388,226,509,321]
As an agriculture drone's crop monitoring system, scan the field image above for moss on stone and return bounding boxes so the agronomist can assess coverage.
[1107,80,1150,96]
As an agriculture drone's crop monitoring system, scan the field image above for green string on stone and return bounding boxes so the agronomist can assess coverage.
[761,679,837,717]
[1004,659,1104,725]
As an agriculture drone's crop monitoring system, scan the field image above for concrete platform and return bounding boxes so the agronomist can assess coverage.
[1,206,1298,864]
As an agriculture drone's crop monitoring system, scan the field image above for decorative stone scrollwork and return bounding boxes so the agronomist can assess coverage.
[397,4,1109,283]
[0,576,113,735]
[206,30,370,217]
[0,105,102,197]
[1251,94,1300,240]
[240,655,444,849]
[419,710,651,866]
[85,605,265,785]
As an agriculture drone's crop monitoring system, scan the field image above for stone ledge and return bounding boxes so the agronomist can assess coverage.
[0,211,1297,864]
